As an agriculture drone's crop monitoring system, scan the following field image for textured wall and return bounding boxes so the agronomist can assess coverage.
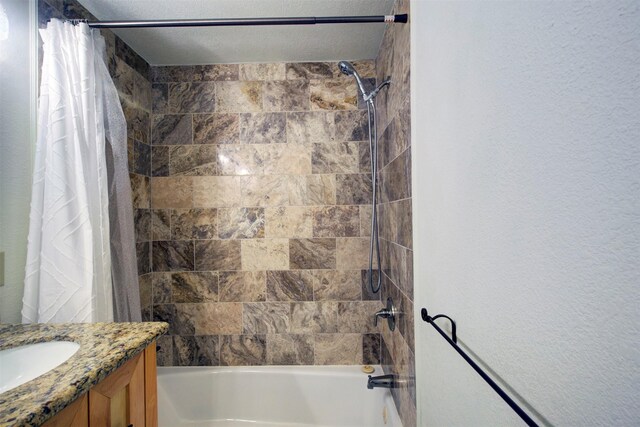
[38,0,153,317]
[147,61,385,367]
[413,1,640,425]
[374,0,415,426]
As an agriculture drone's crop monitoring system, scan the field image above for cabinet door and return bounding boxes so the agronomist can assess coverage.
[89,353,145,427]
[42,393,89,427]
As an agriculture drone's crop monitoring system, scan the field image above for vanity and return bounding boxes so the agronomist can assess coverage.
[0,322,168,427]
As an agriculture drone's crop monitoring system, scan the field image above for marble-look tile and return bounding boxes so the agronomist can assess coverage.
[286,62,336,80]
[363,333,381,365]
[311,141,359,173]
[348,60,376,79]
[156,334,174,366]
[152,83,168,114]
[335,110,369,142]
[133,141,151,176]
[151,209,171,241]
[151,177,193,209]
[358,141,371,173]
[127,138,135,173]
[193,113,240,145]
[136,242,150,275]
[263,81,310,112]
[192,176,242,208]
[313,206,360,238]
[242,302,290,334]
[130,174,150,209]
[264,206,313,238]
[152,114,192,146]
[151,146,170,176]
[217,145,263,176]
[113,58,134,100]
[240,113,286,144]
[311,270,362,301]
[168,82,216,114]
[138,274,152,309]
[171,272,218,303]
[267,334,313,365]
[336,174,372,205]
[218,207,265,239]
[286,112,335,143]
[134,71,152,111]
[310,79,358,110]
[266,271,313,301]
[153,303,194,335]
[152,240,195,272]
[218,271,266,302]
[259,144,312,175]
[195,240,241,271]
[314,334,362,365]
[338,301,381,333]
[242,175,289,207]
[152,66,195,83]
[216,81,263,113]
[336,238,374,270]
[134,208,151,243]
[360,205,372,237]
[289,238,336,269]
[290,302,338,334]
[220,334,266,366]
[181,302,243,335]
[194,64,239,81]
[380,149,411,203]
[241,239,289,271]
[361,270,381,301]
[240,63,286,81]
[169,145,218,176]
[173,335,219,366]
[152,272,172,304]
[288,175,336,206]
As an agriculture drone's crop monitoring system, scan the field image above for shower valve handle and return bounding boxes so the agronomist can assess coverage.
[373,297,396,331]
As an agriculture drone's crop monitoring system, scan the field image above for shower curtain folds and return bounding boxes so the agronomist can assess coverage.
[22,19,141,323]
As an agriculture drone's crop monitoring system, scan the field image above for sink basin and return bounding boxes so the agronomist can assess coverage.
[0,341,80,394]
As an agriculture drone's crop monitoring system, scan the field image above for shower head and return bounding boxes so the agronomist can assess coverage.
[338,60,368,98]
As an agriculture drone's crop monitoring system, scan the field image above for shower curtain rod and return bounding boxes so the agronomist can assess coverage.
[84,14,408,29]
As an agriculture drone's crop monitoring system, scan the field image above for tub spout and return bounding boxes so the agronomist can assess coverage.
[367,374,397,389]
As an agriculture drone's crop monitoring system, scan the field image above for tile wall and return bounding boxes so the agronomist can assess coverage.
[375,0,416,425]
[148,61,386,367]
[38,0,154,316]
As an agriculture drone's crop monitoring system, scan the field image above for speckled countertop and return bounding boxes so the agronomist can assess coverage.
[0,322,168,427]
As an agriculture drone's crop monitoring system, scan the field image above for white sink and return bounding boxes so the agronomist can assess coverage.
[0,341,80,394]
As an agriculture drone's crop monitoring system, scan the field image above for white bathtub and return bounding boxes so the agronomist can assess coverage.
[158,365,403,427]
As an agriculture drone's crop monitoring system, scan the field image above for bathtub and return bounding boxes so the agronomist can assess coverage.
[158,365,403,427]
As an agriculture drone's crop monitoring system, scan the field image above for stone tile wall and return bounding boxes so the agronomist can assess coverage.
[375,0,416,425]
[38,0,153,316]
[148,61,385,367]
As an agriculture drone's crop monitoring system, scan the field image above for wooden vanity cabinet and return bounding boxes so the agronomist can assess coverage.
[43,342,158,427]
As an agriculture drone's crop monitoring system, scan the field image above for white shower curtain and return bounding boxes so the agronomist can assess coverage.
[22,19,137,323]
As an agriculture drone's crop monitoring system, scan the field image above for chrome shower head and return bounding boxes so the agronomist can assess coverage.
[338,60,367,98]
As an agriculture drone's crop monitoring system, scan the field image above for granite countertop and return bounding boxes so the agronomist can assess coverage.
[0,322,168,427]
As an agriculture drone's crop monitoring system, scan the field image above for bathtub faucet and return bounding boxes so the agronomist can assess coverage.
[367,374,397,389]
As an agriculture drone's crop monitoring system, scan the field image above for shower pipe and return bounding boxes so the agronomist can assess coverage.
[82,14,408,29]
[421,308,540,427]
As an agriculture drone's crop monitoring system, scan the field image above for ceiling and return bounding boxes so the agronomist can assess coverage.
[76,0,396,65]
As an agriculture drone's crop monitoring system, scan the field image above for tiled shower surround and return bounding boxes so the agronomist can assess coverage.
[376,0,416,425]
[148,61,386,368]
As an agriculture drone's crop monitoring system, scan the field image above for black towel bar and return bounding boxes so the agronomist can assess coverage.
[421,308,539,427]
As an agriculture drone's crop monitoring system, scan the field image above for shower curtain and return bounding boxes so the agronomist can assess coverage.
[22,19,141,323]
